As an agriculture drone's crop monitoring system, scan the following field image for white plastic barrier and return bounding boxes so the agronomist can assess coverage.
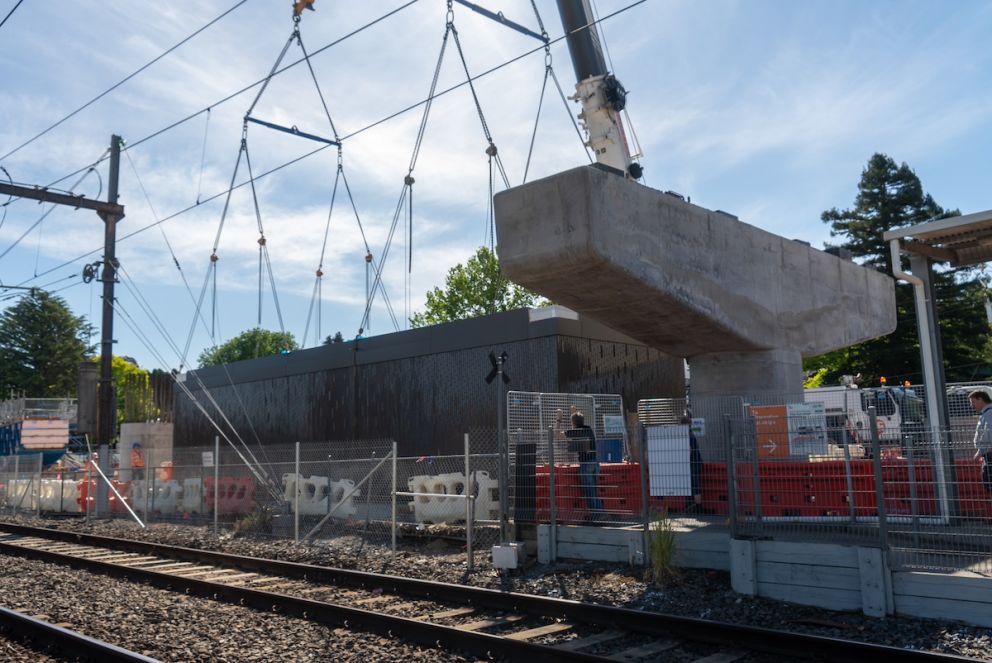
[406,471,498,524]
[130,479,180,515]
[6,478,37,511]
[39,479,81,512]
[180,478,204,514]
[282,474,359,518]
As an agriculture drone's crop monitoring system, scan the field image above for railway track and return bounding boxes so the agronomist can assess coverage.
[0,605,159,662]
[0,522,978,662]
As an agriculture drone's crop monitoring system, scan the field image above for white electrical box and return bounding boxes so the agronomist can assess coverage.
[492,542,524,570]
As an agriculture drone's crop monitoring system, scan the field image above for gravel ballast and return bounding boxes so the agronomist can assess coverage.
[2,516,990,661]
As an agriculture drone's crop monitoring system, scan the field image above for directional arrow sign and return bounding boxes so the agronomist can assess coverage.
[763,439,778,456]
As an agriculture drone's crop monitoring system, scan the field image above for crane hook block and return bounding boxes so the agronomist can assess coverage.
[485,143,498,157]
[316,269,323,277]
[210,253,219,263]
[365,253,373,263]
[293,1,316,17]
[404,175,415,186]
[258,236,267,246]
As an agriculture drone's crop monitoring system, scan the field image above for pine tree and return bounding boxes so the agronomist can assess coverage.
[807,153,989,385]
[0,290,94,396]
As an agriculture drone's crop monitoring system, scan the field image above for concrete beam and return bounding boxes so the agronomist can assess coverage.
[493,166,896,359]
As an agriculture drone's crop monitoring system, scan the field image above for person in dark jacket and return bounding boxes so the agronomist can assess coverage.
[568,411,604,515]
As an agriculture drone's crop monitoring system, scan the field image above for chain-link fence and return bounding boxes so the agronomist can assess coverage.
[1,434,506,566]
[725,408,992,574]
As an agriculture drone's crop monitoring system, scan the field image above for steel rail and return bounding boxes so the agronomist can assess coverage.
[0,534,602,662]
[0,522,979,662]
[0,605,160,662]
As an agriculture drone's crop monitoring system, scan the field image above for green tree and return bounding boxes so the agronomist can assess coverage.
[0,290,94,396]
[87,356,159,424]
[409,246,545,328]
[197,328,298,367]
[806,153,989,385]
[323,331,344,345]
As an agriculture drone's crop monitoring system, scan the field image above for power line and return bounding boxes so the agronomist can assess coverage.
[0,0,249,162]
[11,0,648,289]
[0,0,24,31]
[9,0,422,202]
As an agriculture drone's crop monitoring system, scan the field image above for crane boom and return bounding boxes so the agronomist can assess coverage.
[556,0,641,179]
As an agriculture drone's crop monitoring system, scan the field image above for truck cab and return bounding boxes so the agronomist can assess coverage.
[804,385,925,447]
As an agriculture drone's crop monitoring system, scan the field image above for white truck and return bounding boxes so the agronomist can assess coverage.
[803,384,926,447]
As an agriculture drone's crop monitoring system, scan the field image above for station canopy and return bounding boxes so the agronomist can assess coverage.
[884,208,992,267]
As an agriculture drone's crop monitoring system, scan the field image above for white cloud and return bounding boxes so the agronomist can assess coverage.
[2,0,992,370]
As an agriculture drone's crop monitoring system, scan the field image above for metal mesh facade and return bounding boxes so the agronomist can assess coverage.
[173,309,683,458]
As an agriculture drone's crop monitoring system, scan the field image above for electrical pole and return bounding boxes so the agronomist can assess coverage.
[0,135,125,447]
[556,0,641,179]
[97,136,123,451]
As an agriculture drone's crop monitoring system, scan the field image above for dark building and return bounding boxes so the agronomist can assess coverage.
[173,308,683,456]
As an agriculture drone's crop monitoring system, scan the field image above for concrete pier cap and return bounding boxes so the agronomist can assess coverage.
[493,166,896,401]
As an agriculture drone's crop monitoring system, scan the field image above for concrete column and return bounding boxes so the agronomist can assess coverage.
[730,538,758,595]
[689,348,804,403]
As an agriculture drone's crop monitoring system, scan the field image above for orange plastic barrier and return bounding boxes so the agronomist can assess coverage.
[76,479,132,513]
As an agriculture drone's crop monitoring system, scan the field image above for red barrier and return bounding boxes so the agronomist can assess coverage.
[204,477,256,515]
[533,457,990,523]
[954,459,992,518]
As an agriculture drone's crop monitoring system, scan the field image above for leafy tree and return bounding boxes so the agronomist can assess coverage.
[0,290,93,396]
[323,331,344,345]
[806,153,989,385]
[197,328,299,367]
[409,246,545,328]
[87,356,159,424]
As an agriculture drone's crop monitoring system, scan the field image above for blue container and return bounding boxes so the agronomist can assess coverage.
[597,437,623,463]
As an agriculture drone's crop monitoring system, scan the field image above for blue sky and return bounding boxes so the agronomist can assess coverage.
[1,0,990,372]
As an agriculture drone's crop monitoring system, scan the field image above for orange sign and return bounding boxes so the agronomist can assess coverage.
[750,405,788,458]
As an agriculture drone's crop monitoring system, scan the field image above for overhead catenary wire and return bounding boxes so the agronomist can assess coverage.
[0,0,249,163]
[0,0,24,30]
[12,1,647,291]
[115,263,279,485]
[117,150,280,469]
[113,296,281,501]
[0,164,102,263]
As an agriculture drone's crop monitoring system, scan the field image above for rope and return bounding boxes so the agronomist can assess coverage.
[0,1,249,163]
[360,185,408,333]
[340,168,399,330]
[302,162,342,346]
[245,30,297,118]
[13,0,648,291]
[116,263,279,480]
[296,30,341,141]
[181,138,245,366]
[195,109,211,205]
[243,139,269,325]
[450,23,511,189]
[523,64,551,184]
[360,19,453,335]
[550,66,594,163]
